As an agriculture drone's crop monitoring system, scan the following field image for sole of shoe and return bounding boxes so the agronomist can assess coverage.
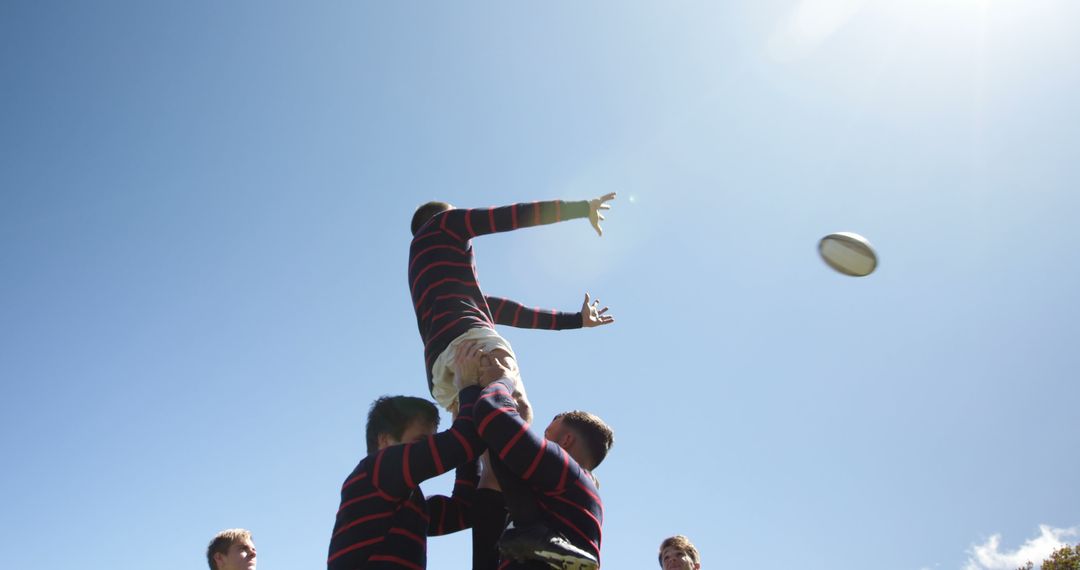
[532,551,598,570]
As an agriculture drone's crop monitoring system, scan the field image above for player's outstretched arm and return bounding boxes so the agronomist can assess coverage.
[485,295,584,330]
[430,194,616,242]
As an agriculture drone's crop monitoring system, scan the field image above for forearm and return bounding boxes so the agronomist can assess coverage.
[441,200,590,240]
[472,380,568,490]
[485,296,583,330]
[427,460,481,536]
[372,386,485,498]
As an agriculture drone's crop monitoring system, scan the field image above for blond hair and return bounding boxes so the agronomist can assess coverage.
[207,528,252,570]
[659,535,700,567]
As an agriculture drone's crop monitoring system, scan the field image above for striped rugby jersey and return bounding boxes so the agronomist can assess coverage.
[473,379,604,568]
[328,387,485,569]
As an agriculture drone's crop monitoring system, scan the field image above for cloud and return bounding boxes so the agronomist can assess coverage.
[963,525,1080,570]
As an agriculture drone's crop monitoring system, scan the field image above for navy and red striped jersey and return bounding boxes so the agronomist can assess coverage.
[408,201,589,394]
[328,387,486,570]
[472,379,604,568]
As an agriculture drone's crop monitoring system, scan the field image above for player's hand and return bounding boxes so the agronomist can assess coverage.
[452,341,486,390]
[581,292,614,327]
[478,354,511,386]
[588,192,616,237]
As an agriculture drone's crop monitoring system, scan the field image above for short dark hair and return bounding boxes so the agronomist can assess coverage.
[207,529,251,570]
[411,201,453,236]
[366,396,440,455]
[554,410,614,469]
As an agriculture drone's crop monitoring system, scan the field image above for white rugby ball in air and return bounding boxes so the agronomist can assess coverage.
[818,232,877,277]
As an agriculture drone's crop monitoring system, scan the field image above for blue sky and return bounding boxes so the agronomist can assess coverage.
[2,1,1078,569]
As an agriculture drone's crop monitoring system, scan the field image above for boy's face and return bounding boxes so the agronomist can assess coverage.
[215,538,257,570]
[660,546,699,570]
[543,417,572,447]
[378,419,436,450]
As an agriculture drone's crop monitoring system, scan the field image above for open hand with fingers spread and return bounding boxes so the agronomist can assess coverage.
[581,292,614,328]
[588,192,616,237]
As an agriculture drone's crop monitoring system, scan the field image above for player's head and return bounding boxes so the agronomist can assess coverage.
[544,410,614,471]
[207,529,256,570]
[411,201,454,236]
[658,535,701,570]
[366,395,440,454]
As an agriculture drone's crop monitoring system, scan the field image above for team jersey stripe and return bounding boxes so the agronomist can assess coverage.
[390,527,426,546]
[439,214,462,242]
[412,229,441,243]
[546,508,600,555]
[423,317,481,350]
[327,535,385,562]
[479,384,512,400]
[337,490,382,513]
[428,436,444,473]
[414,277,477,309]
[499,423,529,460]
[411,261,473,292]
[556,447,569,491]
[550,493,602,529]
[478,406,516,435]
[408,244,465,272]
[575,478,602,506]
[342,471,369,490]
[522,438,548,479]
[372,451,383,490]
[331,511,393,538]
[450,427,474,460]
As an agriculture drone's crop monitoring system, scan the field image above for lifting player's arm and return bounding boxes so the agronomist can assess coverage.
[472,378,587,493]
[425,459,481,536]
[451,343,590,492]
[369,386,485,500]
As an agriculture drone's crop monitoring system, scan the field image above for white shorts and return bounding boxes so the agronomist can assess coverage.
[431,328,523,412]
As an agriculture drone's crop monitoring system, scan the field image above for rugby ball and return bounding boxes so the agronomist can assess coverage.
[819,232,877,277]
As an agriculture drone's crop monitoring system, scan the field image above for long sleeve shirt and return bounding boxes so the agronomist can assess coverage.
[408,201,589,394]
[472,379,604,568]
[328,386,485,570]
